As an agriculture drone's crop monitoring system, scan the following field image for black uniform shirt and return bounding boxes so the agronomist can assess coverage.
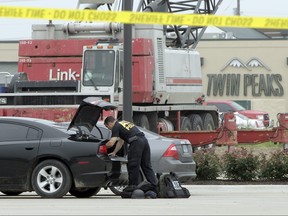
[111,120,141,143]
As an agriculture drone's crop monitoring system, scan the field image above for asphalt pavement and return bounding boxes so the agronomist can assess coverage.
[0,185,288,215]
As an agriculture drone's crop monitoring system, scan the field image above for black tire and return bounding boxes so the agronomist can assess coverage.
[201,113,215,131]
[133,114,150,130]
[1,191,23,196]
[7,72,28,93]
[147,112,158,133]
[180,116,192,131]
[69,187,101,198]
[31,160,72,198]
[189,114,203,131]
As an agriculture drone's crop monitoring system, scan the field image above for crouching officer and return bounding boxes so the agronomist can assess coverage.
[104,116,157,192]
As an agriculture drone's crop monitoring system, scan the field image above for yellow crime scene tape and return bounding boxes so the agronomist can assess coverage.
[1,5,288,29]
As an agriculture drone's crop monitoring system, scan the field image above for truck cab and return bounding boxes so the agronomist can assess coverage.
[81,42,123,104]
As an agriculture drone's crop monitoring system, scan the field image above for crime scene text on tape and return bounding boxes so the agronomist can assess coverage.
[1,5,288,29]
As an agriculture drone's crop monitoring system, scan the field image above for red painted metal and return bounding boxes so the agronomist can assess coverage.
[0,107,117,123]
[161,113,288,147]
[237,130,273,144]
[0,107,77,122]
[160,130,219,146]
[216,112,238,145]
[132,56,154,103]
[18,39,98,82]
[18,57,82,81]
[19,39,98,57]
[132,38,153,56]
[161,112,238,146]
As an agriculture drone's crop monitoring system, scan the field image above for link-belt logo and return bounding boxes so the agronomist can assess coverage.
[49,69,80,80]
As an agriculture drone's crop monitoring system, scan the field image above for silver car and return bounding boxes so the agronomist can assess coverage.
[89,121,196,195]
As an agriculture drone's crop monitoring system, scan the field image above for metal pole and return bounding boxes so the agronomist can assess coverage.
[123,0,133,122]
[237,0,240,15]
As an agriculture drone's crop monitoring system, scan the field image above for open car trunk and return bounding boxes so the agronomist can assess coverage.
[69,97,128,164]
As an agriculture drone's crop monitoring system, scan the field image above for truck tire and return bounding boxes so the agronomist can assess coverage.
[147,112,158,133]
[201,113,216,149]
[7,72,28,93]
[134,114,150,130]
[31,160,72,198]
[180,116,192,131]
[189,114,203,131]
[158,118,174,132]
[201,113,215,130]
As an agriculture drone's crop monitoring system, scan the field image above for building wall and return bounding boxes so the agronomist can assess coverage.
[0,41,19,85]
[0,42,18,62]
[197,39,288,122]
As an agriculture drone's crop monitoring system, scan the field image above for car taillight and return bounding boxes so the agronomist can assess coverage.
[163,144,179,160]
[98,145,107,154]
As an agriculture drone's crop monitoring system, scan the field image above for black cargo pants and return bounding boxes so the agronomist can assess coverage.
[127,135,157,189]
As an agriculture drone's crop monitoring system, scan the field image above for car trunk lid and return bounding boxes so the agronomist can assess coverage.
[68,97,116,132]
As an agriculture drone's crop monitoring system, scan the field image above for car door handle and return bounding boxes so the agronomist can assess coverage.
[25,147,34,150]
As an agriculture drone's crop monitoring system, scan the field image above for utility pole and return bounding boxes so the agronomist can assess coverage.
[122,0,133,122]
[234,0,240,15]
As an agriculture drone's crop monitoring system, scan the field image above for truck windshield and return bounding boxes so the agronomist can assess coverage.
[230,101,246,111]
[83,50,115,87]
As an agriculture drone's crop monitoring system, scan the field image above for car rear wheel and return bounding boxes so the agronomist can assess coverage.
[31,160,72,198]
[69,187,101,198]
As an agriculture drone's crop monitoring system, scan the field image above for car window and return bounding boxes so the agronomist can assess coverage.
[91,125,111,139]
[0,122,41,141]
[137,127,160,139]
[27,127,41,139]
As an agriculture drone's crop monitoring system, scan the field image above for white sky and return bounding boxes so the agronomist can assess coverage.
[0,0,288,40]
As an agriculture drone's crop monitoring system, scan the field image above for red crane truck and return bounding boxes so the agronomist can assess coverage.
[0,0,223,133]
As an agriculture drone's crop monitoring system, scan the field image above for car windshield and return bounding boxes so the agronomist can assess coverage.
[83,50,115,87]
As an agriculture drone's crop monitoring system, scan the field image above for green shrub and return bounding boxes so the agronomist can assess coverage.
[222,147,259,181]
[258,150,288,180]
[193,148,221,180]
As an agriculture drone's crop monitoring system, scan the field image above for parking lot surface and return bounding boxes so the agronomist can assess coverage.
[1,185,288,215]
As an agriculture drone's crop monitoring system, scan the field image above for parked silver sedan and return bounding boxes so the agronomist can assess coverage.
[89,121,196,195]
